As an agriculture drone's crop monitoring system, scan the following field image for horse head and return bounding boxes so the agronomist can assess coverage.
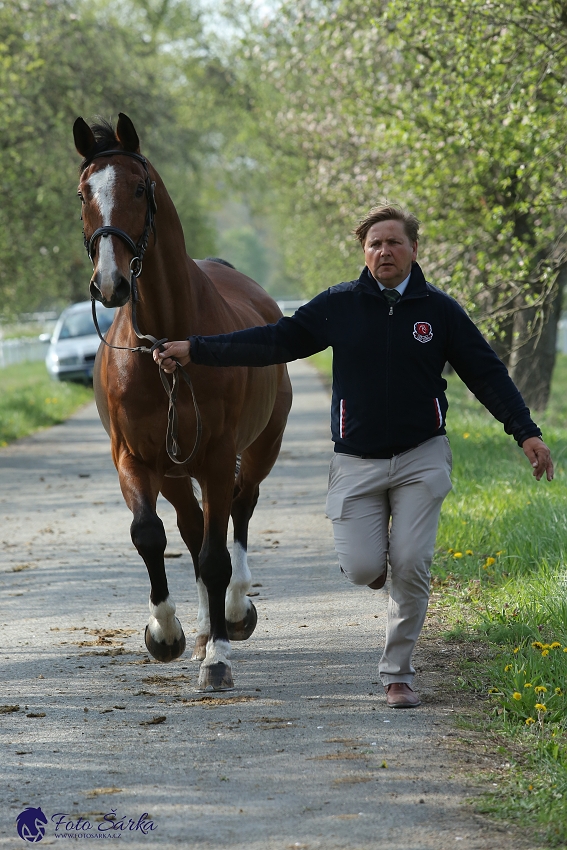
[73,113,156,309]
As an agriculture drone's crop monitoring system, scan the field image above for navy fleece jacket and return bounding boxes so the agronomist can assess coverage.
[188,262,541,455]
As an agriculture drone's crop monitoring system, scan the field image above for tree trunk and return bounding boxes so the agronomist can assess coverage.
[508,269,565,411]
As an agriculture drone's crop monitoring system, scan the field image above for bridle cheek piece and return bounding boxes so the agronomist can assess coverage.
[80,148,202,466]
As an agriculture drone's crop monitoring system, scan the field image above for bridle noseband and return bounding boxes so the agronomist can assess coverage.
[80,148,202,467]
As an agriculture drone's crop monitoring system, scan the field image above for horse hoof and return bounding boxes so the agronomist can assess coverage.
[226,601,258,641]
[191,634,208,662]
[144,622,186,662]
[197,662,234,691]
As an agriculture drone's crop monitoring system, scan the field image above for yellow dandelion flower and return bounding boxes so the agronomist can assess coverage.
[453,552,463,558]
[555,688,563,695]
[495,550,505,556]
[465,549,473,555]
[542,650,549,657]
[524,683,532,688]
[488,687,499,694]
[512,692,522,700]
[504,664,512,672]
[542,644,551,650]
[447,548,454,554]
[463,433,470,439]
[528,784,533,791]
[532,641,543,649]
[563,648,567,653]
[484,557,496,567]
[513,647,520,654]
[535,703,547,712]
[550,642,561,649]
[525,717,535,726]
[535,686,548,693]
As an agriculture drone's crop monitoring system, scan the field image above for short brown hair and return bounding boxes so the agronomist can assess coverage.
[353,205,420,246]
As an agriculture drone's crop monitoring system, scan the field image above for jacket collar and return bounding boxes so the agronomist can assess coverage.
[357,262,428,299]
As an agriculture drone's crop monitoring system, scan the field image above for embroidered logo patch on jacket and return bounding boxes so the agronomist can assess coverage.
[413,321,433,343]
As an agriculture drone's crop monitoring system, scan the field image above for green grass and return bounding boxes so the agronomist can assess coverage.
[310,349,567,844]
[0,361,93,445]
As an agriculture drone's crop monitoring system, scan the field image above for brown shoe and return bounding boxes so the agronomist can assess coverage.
[367,570,387,589]
[385,683,421,708]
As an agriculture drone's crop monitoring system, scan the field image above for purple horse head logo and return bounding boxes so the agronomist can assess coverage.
[16,807,48,842]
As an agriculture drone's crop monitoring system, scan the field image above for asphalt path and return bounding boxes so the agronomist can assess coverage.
[0,361,534,849]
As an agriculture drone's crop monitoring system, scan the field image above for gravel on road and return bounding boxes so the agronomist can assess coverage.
[0,361,534,849]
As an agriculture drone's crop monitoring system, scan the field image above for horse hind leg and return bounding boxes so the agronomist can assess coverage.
[225,394,290,642]
[225,475,259,641]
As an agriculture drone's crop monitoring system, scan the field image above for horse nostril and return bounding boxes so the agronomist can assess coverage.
[90,279,103,302]
[114,273,131,305]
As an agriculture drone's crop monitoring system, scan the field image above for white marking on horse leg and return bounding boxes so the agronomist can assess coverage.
[196,577,210,636]
[203,638,231,667]
[88,165,118,292]
[225,541,252,623]
[198,637,233,690]
[147,595,182,644]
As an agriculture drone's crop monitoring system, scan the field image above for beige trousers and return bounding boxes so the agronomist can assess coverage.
[325,436,453,686]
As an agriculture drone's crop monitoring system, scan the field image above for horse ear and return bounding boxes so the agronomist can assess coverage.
[116,113,140,153]
[73,117,96,158]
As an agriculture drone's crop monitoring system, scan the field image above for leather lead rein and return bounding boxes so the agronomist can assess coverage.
[84,148,202,466]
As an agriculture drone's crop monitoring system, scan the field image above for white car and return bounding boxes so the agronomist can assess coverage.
[45,301,116,383]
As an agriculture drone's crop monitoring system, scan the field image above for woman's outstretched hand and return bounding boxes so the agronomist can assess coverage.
[153,340,191,373]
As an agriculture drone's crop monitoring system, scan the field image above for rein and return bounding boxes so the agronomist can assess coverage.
[82,148,202,467]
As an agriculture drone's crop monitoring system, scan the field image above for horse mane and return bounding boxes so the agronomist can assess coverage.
[204,257,236,270]
[79,117,120,171]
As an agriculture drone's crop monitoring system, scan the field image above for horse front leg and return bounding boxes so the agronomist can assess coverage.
[118,454,186,662]
[159,477,208,662]
[198,460,235,691]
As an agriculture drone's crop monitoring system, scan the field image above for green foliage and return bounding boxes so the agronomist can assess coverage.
[0,361,93,444]
[0,0,217,318]
[226,0,567,407]
[217,225,269,284]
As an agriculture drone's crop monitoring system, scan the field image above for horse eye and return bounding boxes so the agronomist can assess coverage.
[135,184,145,198]
[77,192,84,203]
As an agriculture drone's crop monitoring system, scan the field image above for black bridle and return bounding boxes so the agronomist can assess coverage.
[81,148,202,466]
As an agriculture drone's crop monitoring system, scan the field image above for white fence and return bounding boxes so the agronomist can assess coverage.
[0,337,49,369]
[557,319,567,355]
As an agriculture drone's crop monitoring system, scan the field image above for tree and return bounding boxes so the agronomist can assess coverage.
[229,0,567,408]
[0,0,216,319]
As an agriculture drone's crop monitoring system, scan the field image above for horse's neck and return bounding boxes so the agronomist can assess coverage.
[133,173,223,339]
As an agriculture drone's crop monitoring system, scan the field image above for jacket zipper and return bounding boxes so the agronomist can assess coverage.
[381,289,429,447]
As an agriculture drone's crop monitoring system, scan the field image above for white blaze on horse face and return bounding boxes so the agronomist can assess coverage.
[88,165,118,287]
[147,595,182,644]
[225,541,252,623]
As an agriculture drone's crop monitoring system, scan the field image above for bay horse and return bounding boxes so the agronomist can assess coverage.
[72,113,292,690]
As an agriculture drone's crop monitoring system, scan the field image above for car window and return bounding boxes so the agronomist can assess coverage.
[57,308,115,340]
